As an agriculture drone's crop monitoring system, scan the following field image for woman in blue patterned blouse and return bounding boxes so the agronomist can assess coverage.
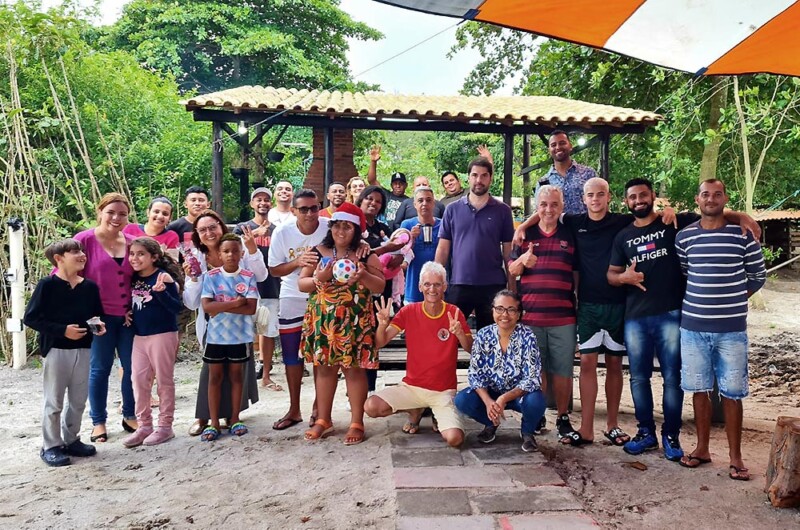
[454,290,545,452]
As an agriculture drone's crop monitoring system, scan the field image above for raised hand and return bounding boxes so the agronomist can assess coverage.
[374,296,392,324]
[152,272,174,292]
[447,310,463,336]
[621,259,646,291]
[476,144,494,165]
[64,324,87,340]
[370,145,381,162]
[240,224,257,254]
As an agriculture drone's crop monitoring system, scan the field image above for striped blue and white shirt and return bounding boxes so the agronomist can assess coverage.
[675,223,766,333]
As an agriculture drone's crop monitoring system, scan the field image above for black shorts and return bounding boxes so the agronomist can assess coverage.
[203,343,249,364]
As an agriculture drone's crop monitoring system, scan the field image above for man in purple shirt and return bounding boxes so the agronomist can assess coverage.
[435,156,515,330]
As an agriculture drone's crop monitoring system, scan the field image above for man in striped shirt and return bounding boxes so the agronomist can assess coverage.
[674,179,766,481]
[509,186,577,439]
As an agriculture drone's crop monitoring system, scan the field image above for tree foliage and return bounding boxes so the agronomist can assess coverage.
[105,0,382,93]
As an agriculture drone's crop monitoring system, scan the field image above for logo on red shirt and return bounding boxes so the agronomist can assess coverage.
[437,328,450,341]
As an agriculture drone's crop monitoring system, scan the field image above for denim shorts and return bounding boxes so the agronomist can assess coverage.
[680,329,749,399]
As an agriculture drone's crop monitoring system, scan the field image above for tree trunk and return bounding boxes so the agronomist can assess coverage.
[765,416,800,508]
[699,77,728,182]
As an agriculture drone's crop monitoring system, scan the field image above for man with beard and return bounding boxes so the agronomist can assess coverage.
[235,188,283,391]
[435,156,515,330]
[675,179,765,481]
[319,182,346,218]
[268,181,295,226]
[607,177,698,460]
[535,130,596,215]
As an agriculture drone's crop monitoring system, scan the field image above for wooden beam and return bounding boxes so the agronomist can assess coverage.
[324,127,334,201]
[522,134,532,217]
[599,133,610,180]
[192,109,650,135]
[211,123,224,216]
[503,133,514,206]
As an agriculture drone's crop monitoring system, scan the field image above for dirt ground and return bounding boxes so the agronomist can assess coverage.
[0,276,799,529]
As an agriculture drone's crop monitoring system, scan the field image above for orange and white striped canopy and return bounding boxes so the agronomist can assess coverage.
[377,0,800,76]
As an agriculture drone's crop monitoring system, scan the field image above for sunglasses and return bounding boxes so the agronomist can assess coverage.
[295,205,320,215]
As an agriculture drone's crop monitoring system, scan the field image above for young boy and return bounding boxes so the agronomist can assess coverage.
[24,239,106,467]
[200,233,259,441]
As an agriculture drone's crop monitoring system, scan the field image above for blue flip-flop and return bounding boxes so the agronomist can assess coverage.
[200,426,220,442]
[230,422,248,436]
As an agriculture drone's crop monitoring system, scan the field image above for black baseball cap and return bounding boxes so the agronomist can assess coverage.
[391,172,407,183]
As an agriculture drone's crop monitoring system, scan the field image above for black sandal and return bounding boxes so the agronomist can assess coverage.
[90,426,108,443]
[603,427,631,446]
[560,431,593,446]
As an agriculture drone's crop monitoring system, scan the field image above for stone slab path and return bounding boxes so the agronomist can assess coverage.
[387,415,599,529]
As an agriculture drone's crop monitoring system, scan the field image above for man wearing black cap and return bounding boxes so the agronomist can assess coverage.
[367,145,408,226]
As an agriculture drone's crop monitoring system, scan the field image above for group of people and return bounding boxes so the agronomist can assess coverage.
[26,131,766,480]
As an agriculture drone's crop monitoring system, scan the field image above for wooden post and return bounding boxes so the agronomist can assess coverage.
[522,134,532,216]
[503,133,514,205]
[765,416,800,508]
[599,133,610,181]
[324,127,334,204]
[211,122,224,216]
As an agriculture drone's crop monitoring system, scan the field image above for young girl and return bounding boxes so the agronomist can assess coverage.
[123,197,180,260]
[123,238,184,448]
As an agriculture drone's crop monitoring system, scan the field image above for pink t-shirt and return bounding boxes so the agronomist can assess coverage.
[123,223,180,249]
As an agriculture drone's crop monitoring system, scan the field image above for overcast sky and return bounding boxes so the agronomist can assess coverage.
[42,0,490,95]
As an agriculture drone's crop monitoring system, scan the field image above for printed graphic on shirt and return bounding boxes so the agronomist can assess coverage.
[131,279,154,311]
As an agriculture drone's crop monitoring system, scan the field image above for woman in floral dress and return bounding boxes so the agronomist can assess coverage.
[298,202,385,445]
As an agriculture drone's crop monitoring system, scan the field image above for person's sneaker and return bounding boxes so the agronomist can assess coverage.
[63,439,97,457]
[40,446,70,467]
[534,415,547,435]
[623,429,659,455]
[122,427,154,449]
[477,425,498,444]
[555,413,574,438]
[143,427,175,446]
[662,432,684,462]
[521,433,538,453]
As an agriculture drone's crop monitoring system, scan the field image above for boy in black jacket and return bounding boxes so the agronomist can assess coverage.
[24,239,105,467]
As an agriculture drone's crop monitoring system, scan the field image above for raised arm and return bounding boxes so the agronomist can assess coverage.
[367,145,381,186]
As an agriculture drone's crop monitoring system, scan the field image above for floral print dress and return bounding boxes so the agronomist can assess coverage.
[300,251,378,369]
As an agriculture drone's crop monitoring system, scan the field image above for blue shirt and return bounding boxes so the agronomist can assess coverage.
[400,217,441,303]
[675,222,766,333]
[131,269,181,337]
[201,267,259,345]
[468,324,541,394]
[439,196,514,286]
[535,162,596,215]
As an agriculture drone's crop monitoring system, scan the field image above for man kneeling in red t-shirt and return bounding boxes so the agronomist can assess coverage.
[365,262,473,447]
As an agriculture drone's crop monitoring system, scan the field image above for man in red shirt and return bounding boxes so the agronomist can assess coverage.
[366,262,473,447]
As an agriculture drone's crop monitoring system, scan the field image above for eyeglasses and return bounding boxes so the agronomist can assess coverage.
[492,306,520,316]
[196,222,220,235]
[421,282,443,289]
[295,205,320,214]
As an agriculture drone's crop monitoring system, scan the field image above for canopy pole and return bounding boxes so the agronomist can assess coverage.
[522,134,532,216]
[503,133,514,205]
[212,122,224,215]
[6,218,26,368]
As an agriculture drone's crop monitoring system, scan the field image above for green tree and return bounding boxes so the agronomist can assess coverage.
[105,0,382,93]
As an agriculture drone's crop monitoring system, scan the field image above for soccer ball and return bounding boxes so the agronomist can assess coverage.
[333,258,356,284]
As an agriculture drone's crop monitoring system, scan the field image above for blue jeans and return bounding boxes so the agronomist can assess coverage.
[89,315,135,425]
[624,310,683,436]
[455,387,546,435]
[681,329,749,399]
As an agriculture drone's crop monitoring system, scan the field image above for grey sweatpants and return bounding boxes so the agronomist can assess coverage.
[42,348,90,450]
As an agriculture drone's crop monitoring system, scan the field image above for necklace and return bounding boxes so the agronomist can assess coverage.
[332,246,350,261]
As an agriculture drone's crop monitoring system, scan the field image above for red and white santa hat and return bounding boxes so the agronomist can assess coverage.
[331,201,367,237]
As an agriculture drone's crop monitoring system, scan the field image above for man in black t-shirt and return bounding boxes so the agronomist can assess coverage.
[167,185,210,245]
[608,177,695,461]
[235,187,282,391]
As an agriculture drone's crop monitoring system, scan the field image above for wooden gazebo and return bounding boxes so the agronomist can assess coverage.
[181,86,662,214]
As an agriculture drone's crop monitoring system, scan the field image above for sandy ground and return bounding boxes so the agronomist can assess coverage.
[0,277,799,529]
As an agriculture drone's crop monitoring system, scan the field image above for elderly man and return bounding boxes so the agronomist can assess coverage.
[400,186,441,304]
[509,185,577,440]
[392,176,445,229]
[435,156,515,330]
[365,262,472,447]
[319,182,346,218]
[675,179,765,480]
